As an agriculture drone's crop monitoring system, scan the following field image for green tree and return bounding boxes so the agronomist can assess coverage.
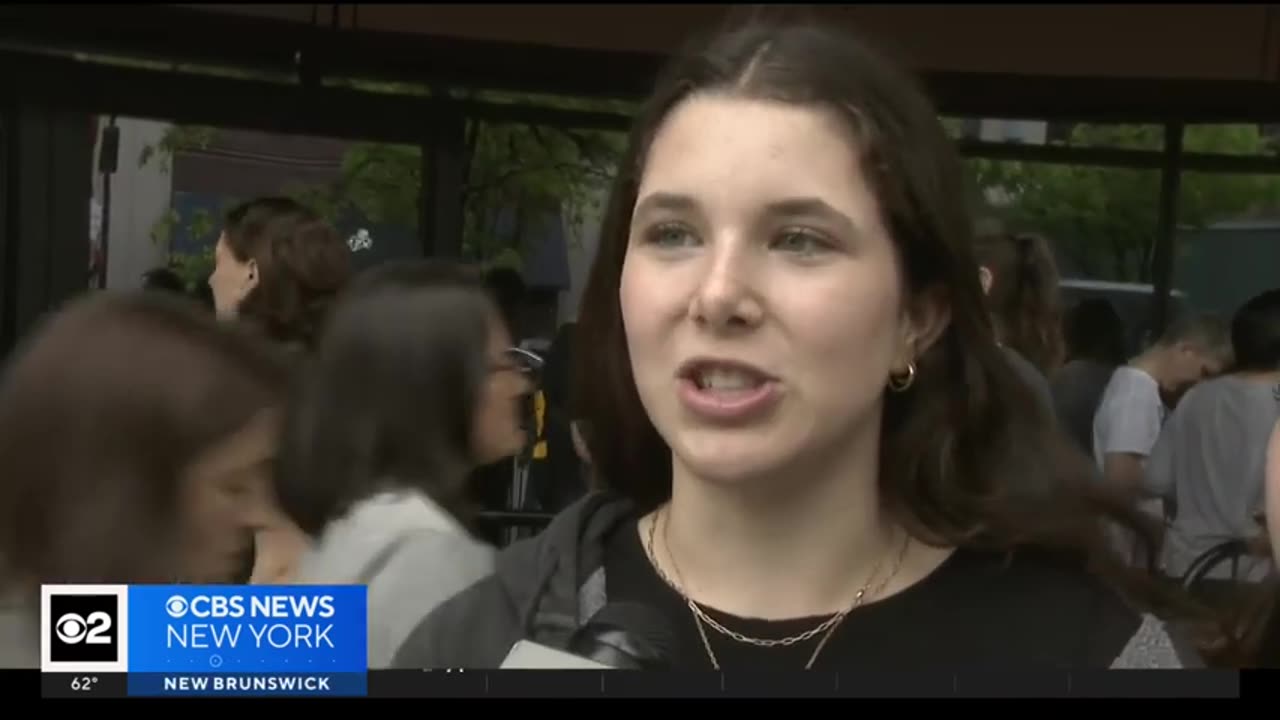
[282,87,628,270]
[143,83,629,275]
[137,125,223,289]
[968,124,1280,281]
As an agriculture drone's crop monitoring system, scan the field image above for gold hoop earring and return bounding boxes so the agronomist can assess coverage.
[888,362,916,393]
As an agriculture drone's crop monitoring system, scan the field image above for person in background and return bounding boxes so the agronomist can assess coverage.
[1146,290,1280,594]
[275,261,527,667]
[1269,419,1280,563]
[526,321,590,513]
[1053,298,1128,455]
[470,267,530,527]
[973,231,1063,418]
[1094,316,1231,499]
[0,293,288,667]
[207,196,352,352]
[1258,420,1280,667]
[206,196,352,581]
[1092,315,1231,567]
[394,22,1191,670]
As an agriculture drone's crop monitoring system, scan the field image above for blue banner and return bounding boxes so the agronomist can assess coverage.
[126,585,367,697]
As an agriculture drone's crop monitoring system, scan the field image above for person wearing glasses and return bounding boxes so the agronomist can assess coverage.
[272,260,530,668]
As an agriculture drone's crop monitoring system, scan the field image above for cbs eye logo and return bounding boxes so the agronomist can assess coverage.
[48,594,118,663]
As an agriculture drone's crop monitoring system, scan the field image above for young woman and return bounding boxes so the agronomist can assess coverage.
[206,196,353,582]
[274,261,530,668]
[974,231,1064,417]
[207,196,351,351]
[0,293,288,667]
[392,22,1189,670]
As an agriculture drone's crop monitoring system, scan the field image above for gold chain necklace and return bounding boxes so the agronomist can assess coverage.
[644,506,911,669]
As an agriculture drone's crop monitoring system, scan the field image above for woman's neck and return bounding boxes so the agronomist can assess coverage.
[653,430,908,621]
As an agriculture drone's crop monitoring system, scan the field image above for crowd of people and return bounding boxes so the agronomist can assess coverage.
[0,20,1277,673]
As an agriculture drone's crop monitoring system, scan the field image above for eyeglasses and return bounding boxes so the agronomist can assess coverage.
[491,346,544,379]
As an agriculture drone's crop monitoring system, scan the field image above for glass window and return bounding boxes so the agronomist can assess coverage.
[93,118,422,295]
[1184,124,1279,157]
[1174,171,1280,319]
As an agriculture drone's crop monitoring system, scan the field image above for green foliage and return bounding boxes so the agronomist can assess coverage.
[281,90,627,265]
[283,142,422,229]
[138,125,218,175]
[170,246,216,291]
[138,81,629,273]
[461,121,622,262]
[969,124,1280,282]
[139,125,222,251]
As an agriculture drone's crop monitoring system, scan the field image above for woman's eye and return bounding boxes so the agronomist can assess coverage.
[646,223,698,248]
[772,230,830,255]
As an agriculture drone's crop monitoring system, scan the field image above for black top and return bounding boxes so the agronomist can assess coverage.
[604,518,1144,670]
[391,492,1183,671]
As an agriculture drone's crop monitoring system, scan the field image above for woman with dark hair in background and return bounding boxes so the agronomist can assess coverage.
[394,22,1192,670]
[275,261,528,667]
[208,196,352,351]
[974,231,1064,417]
[1053,298,1128,455]
[0,293,289,667]
[206,196,353,582]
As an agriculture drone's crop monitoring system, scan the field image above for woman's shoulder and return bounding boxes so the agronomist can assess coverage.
[299,491,490,584]
[901,547,1191,668]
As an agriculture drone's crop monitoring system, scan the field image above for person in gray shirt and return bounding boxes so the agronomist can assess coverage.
[1052,298,1128,456]
[1146,289,1280,590]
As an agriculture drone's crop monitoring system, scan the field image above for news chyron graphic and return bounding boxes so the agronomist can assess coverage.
[42,585,367,697]
[42,585,129,673]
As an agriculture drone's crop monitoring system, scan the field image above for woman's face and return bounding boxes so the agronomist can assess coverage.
[620,94,931,488]
[471,315,534,466]
[208,233,258,320]
[177,413,279,583]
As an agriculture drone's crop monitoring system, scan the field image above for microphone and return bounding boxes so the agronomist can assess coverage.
[498,603,674,670]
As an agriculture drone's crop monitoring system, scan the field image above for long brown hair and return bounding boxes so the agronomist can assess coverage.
[974,231,1065,374]
[222,197,351,350]
[0,292,289,589]
[574,21,1175,608]
[274,261,497,535]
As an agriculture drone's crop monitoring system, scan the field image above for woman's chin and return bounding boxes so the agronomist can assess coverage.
[673,448,794,490]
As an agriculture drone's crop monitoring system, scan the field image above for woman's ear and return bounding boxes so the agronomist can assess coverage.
[899,286,951,363]
[978,266,994,296]
[243,259,260,294]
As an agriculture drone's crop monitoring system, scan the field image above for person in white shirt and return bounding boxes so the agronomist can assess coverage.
[1092,315,1231,566]
[1266,418,1280,563]
[1145,290,1280,586]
